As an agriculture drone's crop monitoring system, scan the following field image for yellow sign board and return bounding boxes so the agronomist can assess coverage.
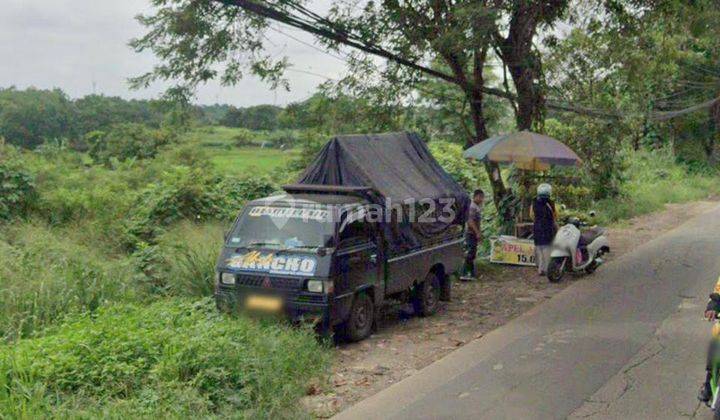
[490,236,536,267]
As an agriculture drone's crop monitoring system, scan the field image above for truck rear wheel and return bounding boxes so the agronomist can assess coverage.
[413,272,441,317]
[341,292,374,342]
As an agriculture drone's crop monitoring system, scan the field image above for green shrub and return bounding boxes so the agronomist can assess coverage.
[428,141,488,191]
[124,167,277,248]
[0,160,37,220]
[124,167,221,247]
[594,147,720,223]
[87,123,176,165]
[130,223,224,298]
[0,298,329,418]
[215,175,278,219]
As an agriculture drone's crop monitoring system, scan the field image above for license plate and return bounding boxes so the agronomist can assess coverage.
[245,295,283,312]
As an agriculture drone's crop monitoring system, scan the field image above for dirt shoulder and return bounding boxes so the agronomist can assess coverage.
[303,200,719,418]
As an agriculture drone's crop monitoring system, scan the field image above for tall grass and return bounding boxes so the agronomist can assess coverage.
[0,299,330,419]
[156,222,225,297]
[595,147,720,223]
[0,223,136,341]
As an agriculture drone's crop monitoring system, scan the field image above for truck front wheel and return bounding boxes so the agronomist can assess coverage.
[413,272,441,317]
[341,292,374,342]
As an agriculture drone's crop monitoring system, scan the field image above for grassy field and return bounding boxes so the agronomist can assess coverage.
[184,126,298,175]
[210,147,297,175]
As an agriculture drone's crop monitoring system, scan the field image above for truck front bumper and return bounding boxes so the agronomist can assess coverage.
[215,284,331,328]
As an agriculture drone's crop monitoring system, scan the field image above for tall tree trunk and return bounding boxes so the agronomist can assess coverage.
[465,87,507,205]
[495,2,558,131]
[443,45,508,206]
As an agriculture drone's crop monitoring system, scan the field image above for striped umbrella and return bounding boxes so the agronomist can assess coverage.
[462,130,582,171]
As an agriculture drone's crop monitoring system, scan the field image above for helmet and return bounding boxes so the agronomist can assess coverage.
[537,183,552,197]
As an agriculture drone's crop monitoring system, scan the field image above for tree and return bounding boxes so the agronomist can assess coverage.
[544,0,720,167]
[219,104,283,130]
[87,123,176,164]
[0,87,77,149]
[74,95,168,134]
[132,0,574,205]
[493,1,568,130]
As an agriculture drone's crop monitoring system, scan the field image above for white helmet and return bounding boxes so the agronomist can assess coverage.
[537,183,552,197]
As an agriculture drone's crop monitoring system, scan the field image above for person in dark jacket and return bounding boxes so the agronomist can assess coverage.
[531,183,557,275]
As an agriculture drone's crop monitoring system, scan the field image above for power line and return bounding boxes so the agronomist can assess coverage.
[213,0,720,122]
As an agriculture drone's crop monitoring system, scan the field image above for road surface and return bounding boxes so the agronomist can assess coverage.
[335,204,720,420]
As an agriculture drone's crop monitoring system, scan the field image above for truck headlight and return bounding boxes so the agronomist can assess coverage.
[221,272,236,285]
[306,279,323,293]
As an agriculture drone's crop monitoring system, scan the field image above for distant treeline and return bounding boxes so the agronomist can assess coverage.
[0,87,469,150]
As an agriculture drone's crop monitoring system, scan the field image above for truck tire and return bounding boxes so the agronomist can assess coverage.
[439,272,451,302]
[413,272,441,317]
[341,292,374,342]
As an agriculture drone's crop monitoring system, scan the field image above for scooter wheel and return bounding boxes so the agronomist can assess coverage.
[547,257,567,283]
[585,260,599,274]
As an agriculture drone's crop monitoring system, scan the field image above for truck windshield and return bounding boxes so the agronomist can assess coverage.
[226,206,335,249]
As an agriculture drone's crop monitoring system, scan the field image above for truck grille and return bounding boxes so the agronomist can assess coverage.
[235,274,301,291]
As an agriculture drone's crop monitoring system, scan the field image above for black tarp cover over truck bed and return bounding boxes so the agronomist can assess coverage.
[298,132,469,218]
[295,132,470,253]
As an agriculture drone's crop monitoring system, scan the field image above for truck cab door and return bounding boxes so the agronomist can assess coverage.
[336,218,383,306]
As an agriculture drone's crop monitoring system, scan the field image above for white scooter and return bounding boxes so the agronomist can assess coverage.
[547,216,610,283]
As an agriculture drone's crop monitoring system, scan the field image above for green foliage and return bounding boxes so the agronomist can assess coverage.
[0,298,329,418]
[594,147,720,223]
[428,141,488,191]
[156,222,225,297]
[87,123,177,164]
[124,166,277,248]
[545,118,627,199]
[0,158,37,220]
[220,105,283,130]
[74,94,168,134]
[0,87,77,149]
[0,223,136,341]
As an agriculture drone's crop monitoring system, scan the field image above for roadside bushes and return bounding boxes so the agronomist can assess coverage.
[132,222,224,298]
[123,167,277,248]
[428,141,487,191]
[0,160,37,220]
[595,147,720,222]
[0,298,329,418]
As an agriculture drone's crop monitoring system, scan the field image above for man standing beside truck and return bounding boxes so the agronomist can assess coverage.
[461,189,484,281]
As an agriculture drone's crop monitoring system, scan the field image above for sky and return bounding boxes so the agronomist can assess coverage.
[0,0,347,106]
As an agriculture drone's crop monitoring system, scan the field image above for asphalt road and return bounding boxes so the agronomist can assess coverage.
[335,204,720,420]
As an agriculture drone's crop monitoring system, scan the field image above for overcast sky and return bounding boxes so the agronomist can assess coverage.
[0,0,347,106]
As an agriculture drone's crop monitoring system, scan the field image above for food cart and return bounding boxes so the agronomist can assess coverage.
[463,130,582,267]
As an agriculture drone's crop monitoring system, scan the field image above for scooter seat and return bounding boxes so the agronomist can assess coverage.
[581,227,605,244]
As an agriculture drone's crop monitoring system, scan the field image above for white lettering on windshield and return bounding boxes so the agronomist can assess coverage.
[248,206,329,221]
